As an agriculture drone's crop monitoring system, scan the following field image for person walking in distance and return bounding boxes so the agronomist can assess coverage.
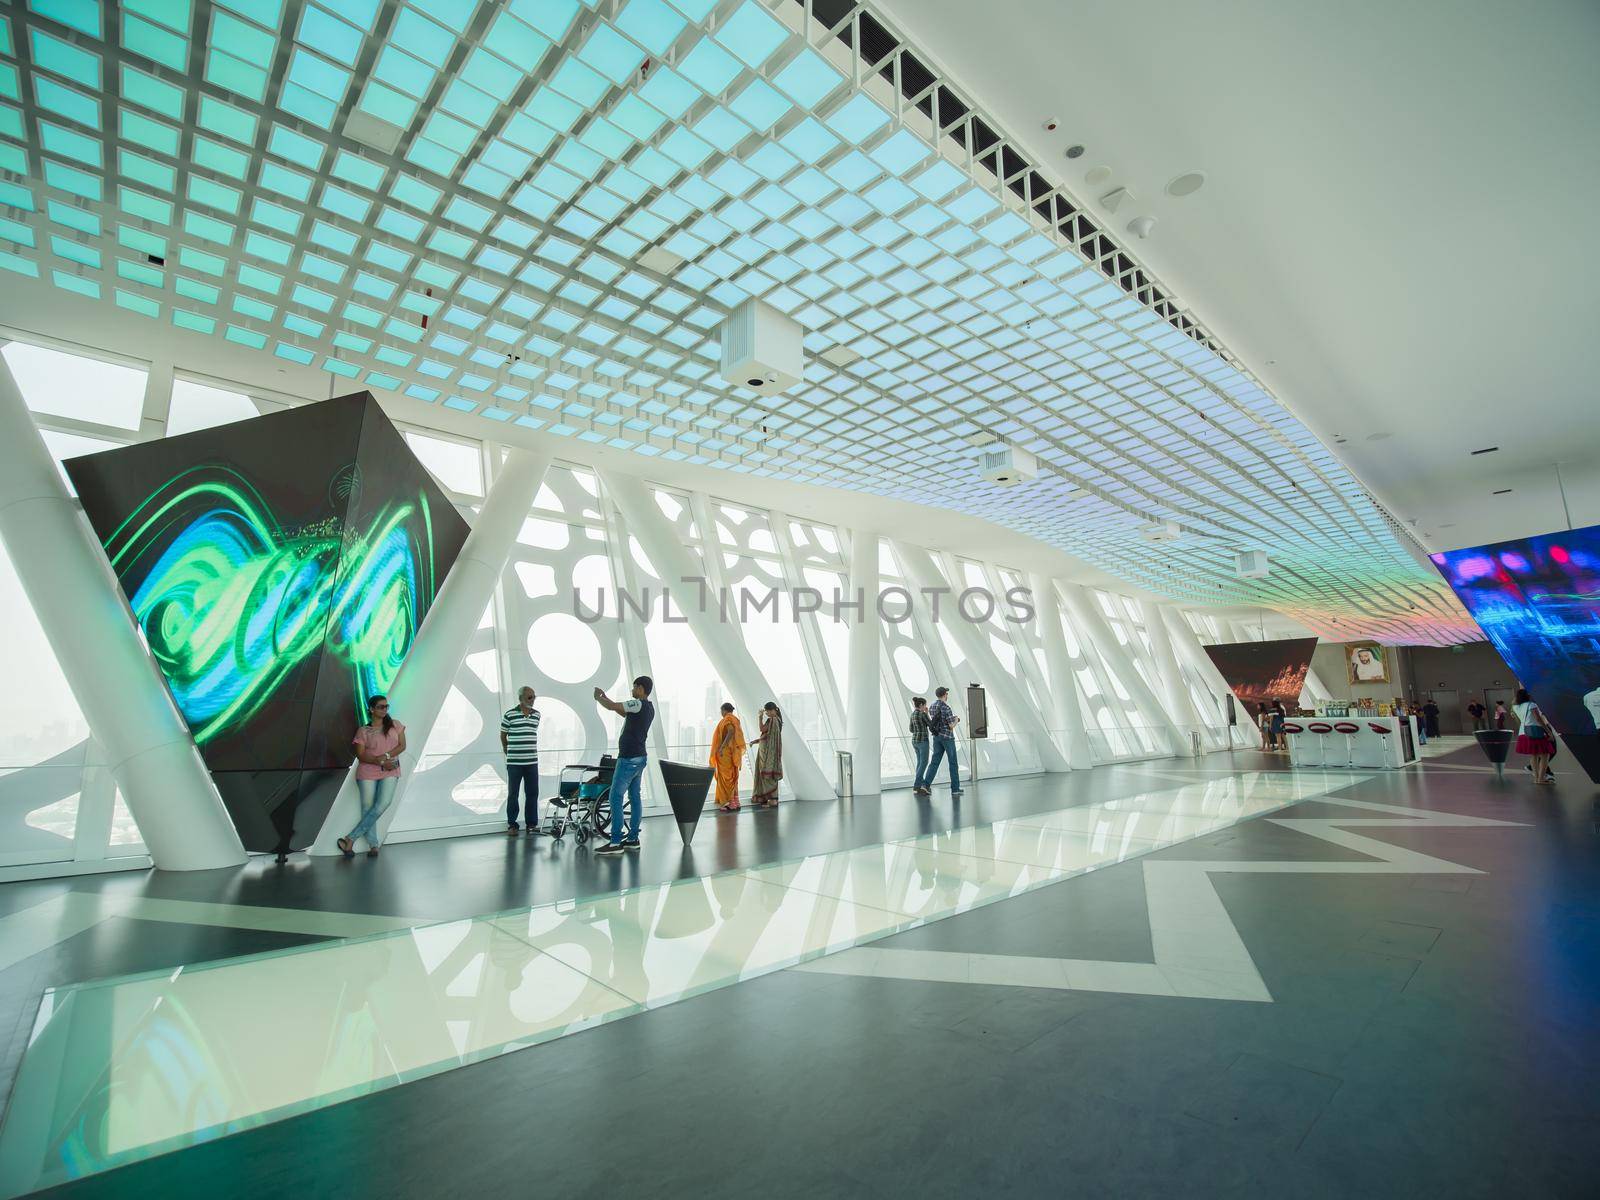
[909,697,933,795]
[501,685,541,836]
[593,676,655,855]
[923,686,963,796]
[1466,698,1487,732]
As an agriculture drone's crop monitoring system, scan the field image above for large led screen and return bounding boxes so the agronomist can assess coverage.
[65,392,470,850]
[1432,526,1600,783]
[1203,638,1318,705]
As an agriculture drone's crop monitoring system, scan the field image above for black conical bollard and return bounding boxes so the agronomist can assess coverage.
[1474,729,1515,780]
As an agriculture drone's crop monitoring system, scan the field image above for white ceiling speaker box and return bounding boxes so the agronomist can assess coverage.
[979,444,1038,486]
[718,298,803,395]
[1236,550,1271,578]
[1142,520,1183,542]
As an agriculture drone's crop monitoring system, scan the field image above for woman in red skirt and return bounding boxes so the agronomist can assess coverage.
[1512,688,1557,785]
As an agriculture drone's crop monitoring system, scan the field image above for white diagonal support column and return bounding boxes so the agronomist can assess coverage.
[1059,583,1191,757]
[311,447,553,854]
[1140,599,1210,746]
[893,543,1070,773]
[845,528,883,794]
[1031,572,1094,769]
[600,468,835,801]
[0,355,245,871]
[1160,607,1249,747]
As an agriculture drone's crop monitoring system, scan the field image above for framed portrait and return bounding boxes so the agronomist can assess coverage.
[1346,642,1390,684]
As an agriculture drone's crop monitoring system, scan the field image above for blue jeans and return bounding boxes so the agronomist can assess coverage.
[608,755,647,844]
[912,740,930,789]
[925,735,960,791]
[348,776,396,848]
[506,761,538,828]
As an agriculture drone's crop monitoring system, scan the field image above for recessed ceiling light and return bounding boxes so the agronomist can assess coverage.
[1084,165,1112,187]
[1166,171,1206,198]
[1127,215,1156,239]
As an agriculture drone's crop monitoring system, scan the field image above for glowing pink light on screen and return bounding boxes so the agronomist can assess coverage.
[1455,555,1496,581]
[1549,545,1570,564]
[1500,552,1530,572]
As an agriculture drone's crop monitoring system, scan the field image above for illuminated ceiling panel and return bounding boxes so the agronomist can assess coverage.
[0,0,1473,642]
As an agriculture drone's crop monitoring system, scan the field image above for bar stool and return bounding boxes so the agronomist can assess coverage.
[1280,721,1305,765]
[1333,721,1361,768]
[1367,722,1391,768]
[1307,721,1334,767]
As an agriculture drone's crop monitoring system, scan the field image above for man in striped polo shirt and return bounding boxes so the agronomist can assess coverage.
[501,685,541,835]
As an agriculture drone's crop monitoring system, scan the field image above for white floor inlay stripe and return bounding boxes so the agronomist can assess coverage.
[0,894,424,974]
[0,769,1388,1196]
[798,796,1523,1003]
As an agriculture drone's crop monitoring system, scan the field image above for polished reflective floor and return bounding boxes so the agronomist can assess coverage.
[0,768,1357,1195]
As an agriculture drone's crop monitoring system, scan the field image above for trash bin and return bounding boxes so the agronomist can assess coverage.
[836,750,853,800]
[1473,729,1515,780]
[659,759,715,845]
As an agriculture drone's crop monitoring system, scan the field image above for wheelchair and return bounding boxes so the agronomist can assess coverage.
[542,757,615,846]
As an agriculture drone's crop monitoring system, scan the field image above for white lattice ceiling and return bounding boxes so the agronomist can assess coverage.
[0,0,1478,642]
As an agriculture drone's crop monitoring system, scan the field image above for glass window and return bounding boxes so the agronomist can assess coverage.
[167,377,259,435]
[2,341,148,430]
[404,429,484,496]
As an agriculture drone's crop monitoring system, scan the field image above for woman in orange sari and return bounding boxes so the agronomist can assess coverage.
[710,702,746,811]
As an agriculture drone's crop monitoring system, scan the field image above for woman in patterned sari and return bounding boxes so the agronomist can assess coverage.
[750,701,784,807]
[710,702,746,811]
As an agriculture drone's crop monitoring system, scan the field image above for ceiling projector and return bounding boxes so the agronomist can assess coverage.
[718,298,803,395]
[1142,521,1183,542]
[1236,550,1271,579]
[979,445,1038,486]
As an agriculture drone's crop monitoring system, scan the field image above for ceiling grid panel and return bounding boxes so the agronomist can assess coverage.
[0,0,1474,641]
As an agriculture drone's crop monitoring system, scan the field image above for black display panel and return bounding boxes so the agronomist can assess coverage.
[1202,638,1318,705]
[64,392,470,851]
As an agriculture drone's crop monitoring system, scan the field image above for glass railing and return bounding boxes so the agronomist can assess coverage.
[0,718,1256,865]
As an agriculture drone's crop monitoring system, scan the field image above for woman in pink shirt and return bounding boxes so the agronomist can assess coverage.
[338,695,406,859]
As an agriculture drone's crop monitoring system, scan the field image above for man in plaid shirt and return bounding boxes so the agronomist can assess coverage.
[919,687,962,795]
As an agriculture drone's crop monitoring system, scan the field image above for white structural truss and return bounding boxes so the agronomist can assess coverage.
[0,0,1471,642]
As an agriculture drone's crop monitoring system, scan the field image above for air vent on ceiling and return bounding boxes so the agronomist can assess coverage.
[1469,446,1499,456]
[343,110,403,155]
[638,246,684,275]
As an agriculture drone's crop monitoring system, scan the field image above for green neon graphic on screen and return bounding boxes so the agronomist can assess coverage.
[106,465,437,745]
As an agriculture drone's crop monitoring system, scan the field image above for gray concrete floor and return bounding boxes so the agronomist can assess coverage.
[9,746,1600,1198]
